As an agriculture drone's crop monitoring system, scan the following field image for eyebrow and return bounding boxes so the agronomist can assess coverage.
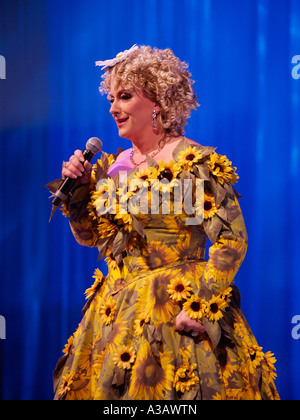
[107,88,133,101]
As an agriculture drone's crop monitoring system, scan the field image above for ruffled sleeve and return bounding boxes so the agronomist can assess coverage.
[46,178,100,247]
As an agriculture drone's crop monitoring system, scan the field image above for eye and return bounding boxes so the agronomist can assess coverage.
[120,93,132,101]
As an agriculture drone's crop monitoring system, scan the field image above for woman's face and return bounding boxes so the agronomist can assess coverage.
[108,82,158,142]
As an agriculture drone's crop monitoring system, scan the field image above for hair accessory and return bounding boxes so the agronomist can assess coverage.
[95,44,139,70]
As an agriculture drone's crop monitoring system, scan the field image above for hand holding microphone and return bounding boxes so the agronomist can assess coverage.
[62,150,93,185]
[49,137,102,219]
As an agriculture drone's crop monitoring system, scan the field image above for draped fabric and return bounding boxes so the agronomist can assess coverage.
[0,0,299,400]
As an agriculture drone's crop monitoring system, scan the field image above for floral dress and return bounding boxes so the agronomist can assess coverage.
[47,138,280,400]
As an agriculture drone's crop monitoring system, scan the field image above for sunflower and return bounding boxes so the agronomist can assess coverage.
[116,180,136,211]
[243,343,265,373]
[92,178,116,216]
[97,216,118,239]
[219,286,233,303]
[151,160,181,192]
[113,204,133,233]
[174,346,199,393]
[174,365,199,393]
[133,313,150,335]
[177,146,203,170]
[84,268,104,299]
[61,202,70,218]
[183,295,207,321]
[205,294,228,322]
[202,189,219,219]
[99,296,117,325]
[263,351,277,380]
[104,249,119,272]
[74,341,94,374]
[138,241,177,271]
[167,277,193,302]
[62,335,74,355]
[133,167,158,187]
[105,313,129,352]
[90,348,107,394]
[128,341,175,399]
[113,345,136,370]
[56,371,76,399]
[206,237,247,286]
[208,151,239,185]
[138,270,176,324]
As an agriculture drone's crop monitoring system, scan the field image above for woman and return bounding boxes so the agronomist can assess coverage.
[48,45,279,400]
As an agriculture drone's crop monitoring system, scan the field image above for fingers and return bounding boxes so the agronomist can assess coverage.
[62,150,84,179]
[174,310,206,335]
[80,160,92,184]
[62,150,92,184]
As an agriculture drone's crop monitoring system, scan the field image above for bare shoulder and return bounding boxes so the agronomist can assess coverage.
[185,137,204,147]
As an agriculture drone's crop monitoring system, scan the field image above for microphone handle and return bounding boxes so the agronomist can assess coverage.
[51,148,94,207]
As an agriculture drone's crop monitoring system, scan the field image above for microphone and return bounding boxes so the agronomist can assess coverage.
[49,137,102,220]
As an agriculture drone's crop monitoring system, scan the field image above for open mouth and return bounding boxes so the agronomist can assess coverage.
[116,117,129,127]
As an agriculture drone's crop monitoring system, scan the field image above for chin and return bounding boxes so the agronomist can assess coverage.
[118,128,134,141]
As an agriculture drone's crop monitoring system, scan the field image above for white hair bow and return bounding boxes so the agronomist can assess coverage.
[95,44,139,70]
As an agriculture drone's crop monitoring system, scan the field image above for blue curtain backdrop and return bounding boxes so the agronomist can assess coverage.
[0,0,299,400]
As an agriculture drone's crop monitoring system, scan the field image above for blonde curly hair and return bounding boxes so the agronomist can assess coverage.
[99,45,199,137]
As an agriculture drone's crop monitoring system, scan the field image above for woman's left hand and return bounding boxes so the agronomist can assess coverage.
[174,310,206,336]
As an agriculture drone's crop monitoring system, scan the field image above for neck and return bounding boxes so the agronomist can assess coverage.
[131,131,165,155]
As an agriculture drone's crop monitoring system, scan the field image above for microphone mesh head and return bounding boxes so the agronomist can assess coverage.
[86,137,102,154]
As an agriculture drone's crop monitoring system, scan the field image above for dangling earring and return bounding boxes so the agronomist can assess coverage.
[152,109,158,131]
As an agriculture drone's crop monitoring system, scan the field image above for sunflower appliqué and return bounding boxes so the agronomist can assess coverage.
[84,268,104,300]
[205,290,231,322]
[174,346,199,394]
[202,189,219,219]
[176,146,204,171]
[208,151,239,185]
[99,296,117,325]
[154,159,181,192]
[113,345,136,370]
[134,313,150,336]
[167,277,193,302]
[56,372,76,399]
[88,150,145,263]
[183,296,207,321]
[62,335,74,356]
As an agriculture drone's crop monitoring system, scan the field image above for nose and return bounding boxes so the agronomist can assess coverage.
[109,100,120,117]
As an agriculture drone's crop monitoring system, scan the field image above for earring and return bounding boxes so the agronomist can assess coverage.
[152,109,158,130]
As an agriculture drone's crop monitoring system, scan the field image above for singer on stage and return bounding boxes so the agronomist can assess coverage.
[47,45,279,400]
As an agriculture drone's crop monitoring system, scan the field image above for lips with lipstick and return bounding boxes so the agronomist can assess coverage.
[116,117,129,127]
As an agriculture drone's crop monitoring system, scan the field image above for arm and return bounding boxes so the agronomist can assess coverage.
[201,195,248,294]
[49,150,99,247]
[175,192,248,344]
